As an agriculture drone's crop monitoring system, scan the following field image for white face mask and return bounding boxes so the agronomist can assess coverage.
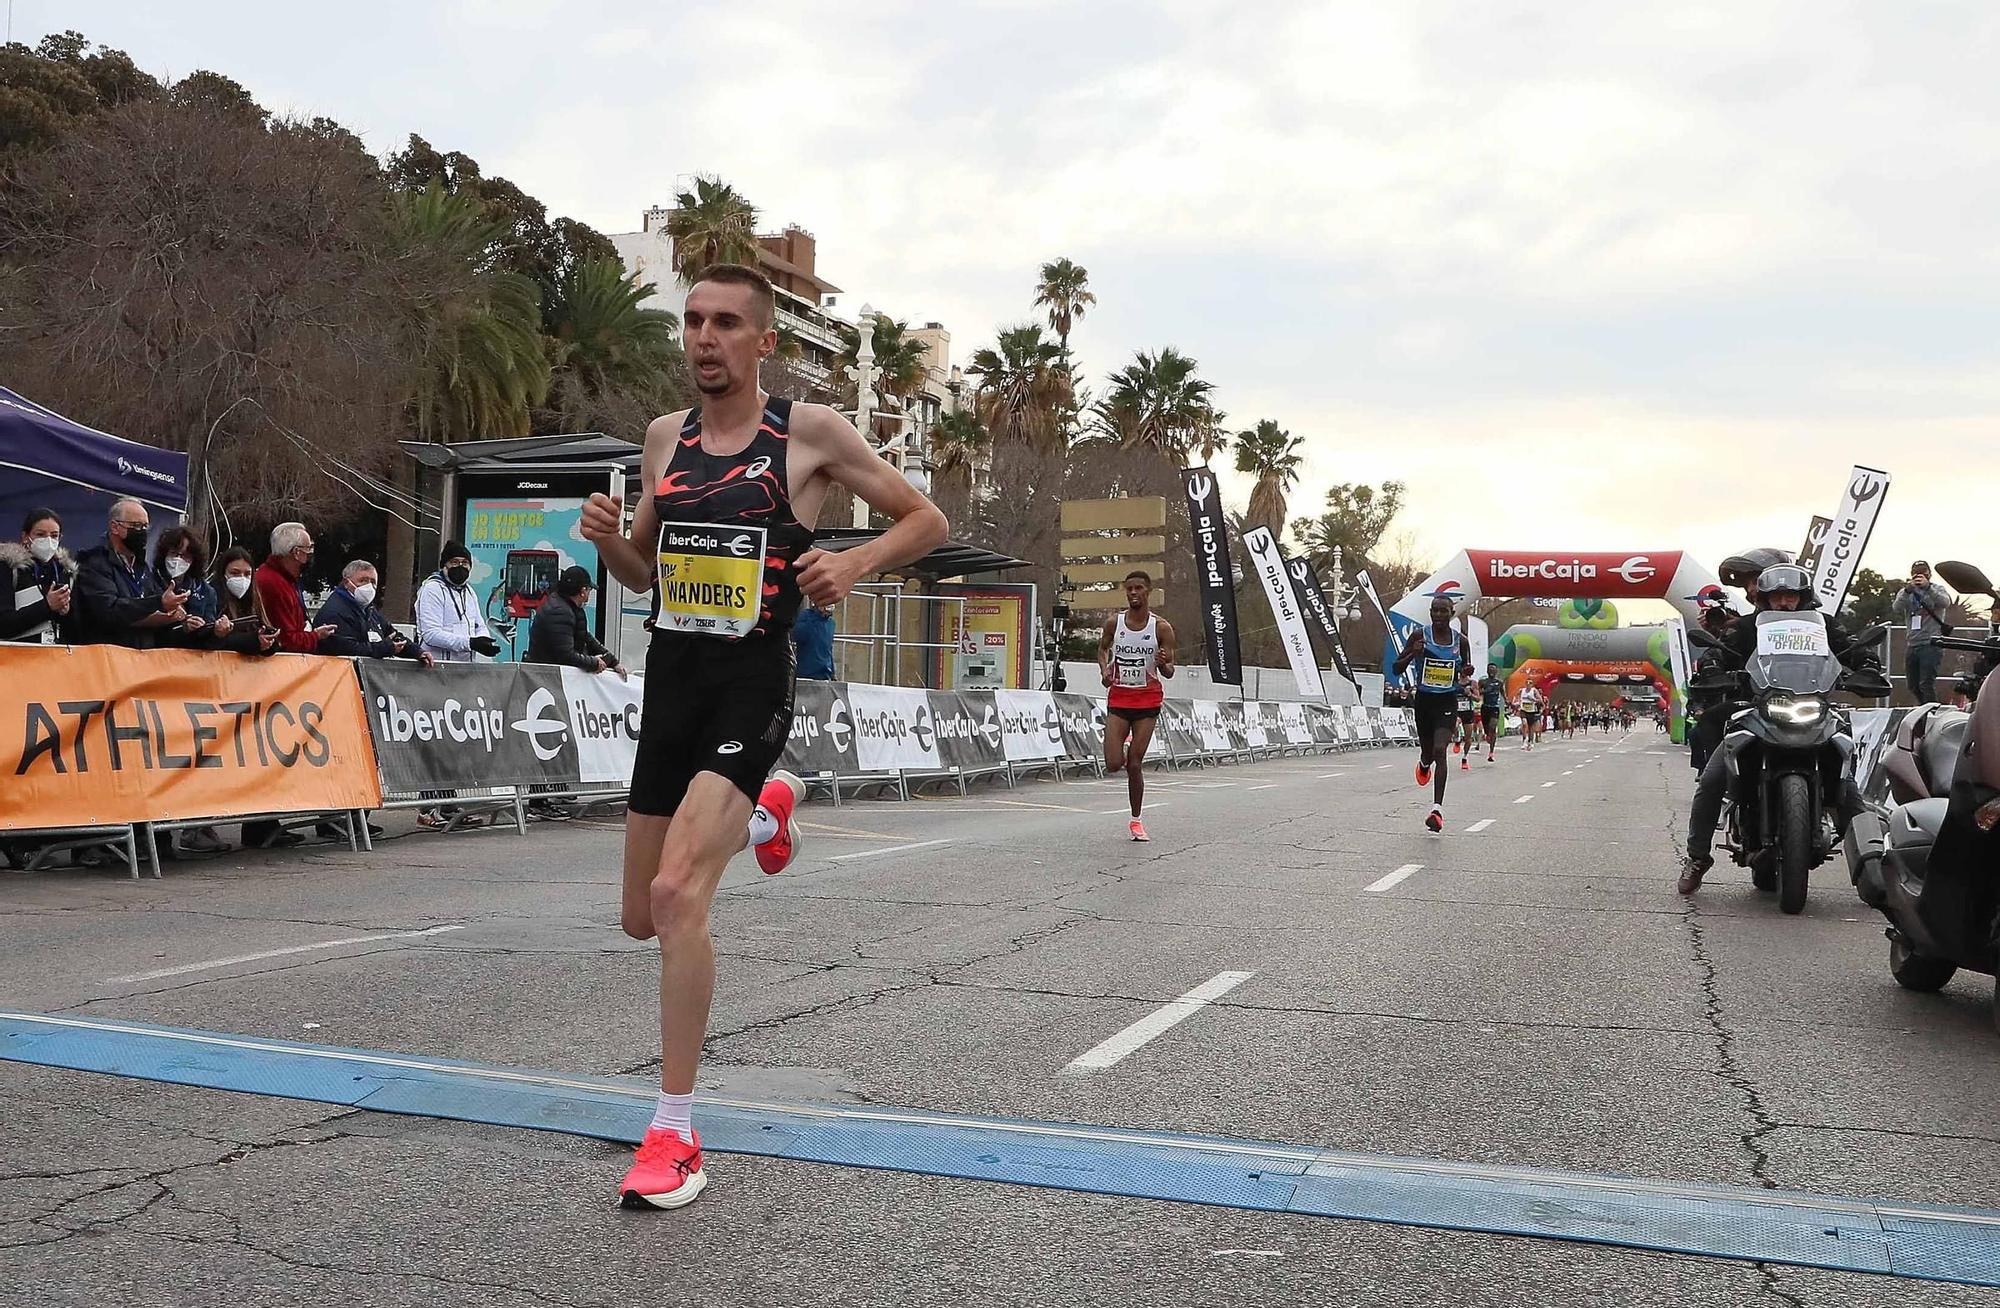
[28,536,58,563]
[351,582,377,607]
[225,574,253,599]
[164,556,191,580]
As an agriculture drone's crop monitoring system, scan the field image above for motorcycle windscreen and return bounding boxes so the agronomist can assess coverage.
[1749,612,1841,695]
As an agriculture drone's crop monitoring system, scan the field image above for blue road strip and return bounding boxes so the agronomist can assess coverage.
[4,1010,1998,1286]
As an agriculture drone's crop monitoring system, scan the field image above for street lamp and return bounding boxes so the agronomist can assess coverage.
[851,304,878,529]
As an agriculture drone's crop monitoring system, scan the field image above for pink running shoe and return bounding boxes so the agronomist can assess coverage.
[753,770,805,875]
[1415,761,1433,787]
[1129,819,1149,842]
[619,1127,706,1210]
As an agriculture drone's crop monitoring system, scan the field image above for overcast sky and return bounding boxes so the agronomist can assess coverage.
[26,1,2000,591]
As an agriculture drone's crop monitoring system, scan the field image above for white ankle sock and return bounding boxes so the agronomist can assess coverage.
[747,807,779,845]
[650,1090,695,1144]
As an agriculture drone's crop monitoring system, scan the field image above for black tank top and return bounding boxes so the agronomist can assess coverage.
[652,396,815,637]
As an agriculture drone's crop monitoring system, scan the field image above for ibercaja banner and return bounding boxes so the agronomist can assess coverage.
[0,645,381,827]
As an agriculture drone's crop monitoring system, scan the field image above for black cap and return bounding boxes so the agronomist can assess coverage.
[1912,560,1931,574]
[557,565,592,597]
[438,540,470,568]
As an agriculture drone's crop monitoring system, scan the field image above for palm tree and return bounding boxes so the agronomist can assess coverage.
[665,175,759,284]
[541,256,679,397]
[927,407,989,519]
[966,324,1070,454]
[1091,347,1215,462]
[835,316,932,404]
[391,183,550,440]
[1034,257,1095,363]
[1234,419,1305,540]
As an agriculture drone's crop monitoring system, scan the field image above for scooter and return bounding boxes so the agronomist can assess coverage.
[1843,559,2000,1027]
[1687,612,1892,913]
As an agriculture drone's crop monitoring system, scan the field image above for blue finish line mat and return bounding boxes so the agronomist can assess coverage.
[4,1010,1997,1287]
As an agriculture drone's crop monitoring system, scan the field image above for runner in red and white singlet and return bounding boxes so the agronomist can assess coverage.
[1099,570,1177,841]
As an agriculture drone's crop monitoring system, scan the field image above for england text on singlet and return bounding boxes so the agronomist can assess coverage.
[651,397,816,640]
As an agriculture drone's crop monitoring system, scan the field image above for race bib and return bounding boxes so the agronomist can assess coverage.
[1910,614,1924,632]
[1421,658,1456,689]
[14,584,54,643]
[367,629,383,643]
[1114,658,1149,688]
[1757,618,1831,658]
[655,521,767,638]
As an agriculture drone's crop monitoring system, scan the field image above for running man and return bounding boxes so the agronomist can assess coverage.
[581,263,947,1211]
[1517,683,1542,750]
[1393,591,1473,833]
[1455,679,1480,769]
[1100,570,1177,841]
[1477,665,1506,762]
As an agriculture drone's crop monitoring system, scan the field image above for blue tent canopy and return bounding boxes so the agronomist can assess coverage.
[0,387,188,537]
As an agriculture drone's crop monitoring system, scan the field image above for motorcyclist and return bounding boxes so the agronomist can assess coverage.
[1685,585,1739,773]
[1679,563,1872,894]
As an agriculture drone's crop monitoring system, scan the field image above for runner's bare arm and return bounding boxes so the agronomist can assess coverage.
[1156,618,1178,678]
[791,405,948,607]
[1098,618,1117,685]
[582,410,687,592]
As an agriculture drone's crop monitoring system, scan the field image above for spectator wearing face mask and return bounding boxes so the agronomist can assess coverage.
[0,507,74,645]
[150,525,226,648]
[318,560,432,664]
[255,521,337,654]
[211,547,280,655]
[73,498,188,648]
[416,541,499,663]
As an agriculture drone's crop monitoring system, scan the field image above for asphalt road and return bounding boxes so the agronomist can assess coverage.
[4,726,1998,1307]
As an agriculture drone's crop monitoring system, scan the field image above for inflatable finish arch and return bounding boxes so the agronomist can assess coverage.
[1388,550,1725,635]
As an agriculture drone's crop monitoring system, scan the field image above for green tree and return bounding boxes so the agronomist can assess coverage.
[0,39,99,151]
[1233,419,1304,540]
[1292,480,1406,571]
[665,174,760,284]
[1033,257,1095,363]
[927,407,988,524]
[1843,568,1896,627]
[390,183,551,441]
[966,324,1069,454]
[168,70,265,122]
[836,315,931,404]
[1092,347,1216,462]
[541,256,679,396]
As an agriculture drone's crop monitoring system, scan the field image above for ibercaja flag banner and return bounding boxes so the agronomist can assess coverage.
[0,646,381,828]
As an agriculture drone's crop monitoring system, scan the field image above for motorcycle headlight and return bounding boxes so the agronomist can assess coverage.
[1764,693,1825,725]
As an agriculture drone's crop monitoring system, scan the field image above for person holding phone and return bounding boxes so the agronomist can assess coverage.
[1892,560,1953,704]
[72,499,187,648]
[212,547,281,656]
[0,507,74,645]
[254,521,337,654]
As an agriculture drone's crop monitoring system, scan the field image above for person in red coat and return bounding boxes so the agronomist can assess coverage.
[254,521,333,653]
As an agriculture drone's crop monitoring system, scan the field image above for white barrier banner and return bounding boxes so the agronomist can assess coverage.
[1192,699,1232,752]
[847,683,939,773]
[1279,700,1314,746]
[1243,701,1269,749]
[560,667,645,784]
[994,689,1064,762]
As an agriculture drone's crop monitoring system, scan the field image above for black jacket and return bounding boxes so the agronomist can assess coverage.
[526,594,613,671]
[315,586,419,660]
[0,541,75,643]
[72,538,173,648]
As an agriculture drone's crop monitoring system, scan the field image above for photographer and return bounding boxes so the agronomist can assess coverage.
[318,560,432,665]
[416,540,499,663]
[1892,560,1952,703]
[526,566,619,675]
[0,507,73,644]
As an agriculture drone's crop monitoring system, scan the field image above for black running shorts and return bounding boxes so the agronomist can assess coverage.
[1481,707,1502,728]
[1413,692,1457,744]
[630,632,796,815]
[1106,705,1161,724]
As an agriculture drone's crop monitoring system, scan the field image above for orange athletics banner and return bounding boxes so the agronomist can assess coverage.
[0,646,381,829]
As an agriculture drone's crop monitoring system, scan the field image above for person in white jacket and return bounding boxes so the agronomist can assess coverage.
[415,540,500,663]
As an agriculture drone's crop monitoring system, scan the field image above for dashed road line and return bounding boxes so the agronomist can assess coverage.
[1364,863,1425,893]
[1465,819,1496,833]
[107,926,465,984]
[828,839,956,863]
[1514,795,1534,804]
[1062,971,1256,1073]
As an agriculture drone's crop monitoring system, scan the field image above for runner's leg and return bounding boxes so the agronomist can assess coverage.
[1105,711,1132,775]
[1124,715,1156,818]
[647,771,755,1097]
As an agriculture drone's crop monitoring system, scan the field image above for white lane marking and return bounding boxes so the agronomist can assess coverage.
[1514,795,1535,804]
[1247,783,1280,791]
[1364,863,1425,893]
[107,926,465,984]
[1376,764,1393,770]
[1562,770,1574,776]
[1062,970,1256,1073]
[828,838,955,863]
[1098,802,1171,814]
[1465,819,1495,833]
[1316,772,1349,779]
[1541,781,1557,788]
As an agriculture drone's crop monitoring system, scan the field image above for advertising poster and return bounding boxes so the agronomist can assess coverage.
[932,583,1035,689]
[456,468,622,662]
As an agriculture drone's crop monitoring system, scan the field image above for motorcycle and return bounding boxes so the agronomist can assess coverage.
[1687,610,1891,914]
[1844,560,2000,1026]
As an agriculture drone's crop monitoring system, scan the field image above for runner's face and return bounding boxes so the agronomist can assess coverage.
[1125,579,1149,610]
[683,282,775,397]
[1430,601,1452,626]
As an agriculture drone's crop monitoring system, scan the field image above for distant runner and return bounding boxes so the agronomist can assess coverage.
[1477,665,1506,762]
[1100,570,1177,841]
[1517,684,1543,750]
[1455,680,1480,770]
[1393,591,1473,833]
